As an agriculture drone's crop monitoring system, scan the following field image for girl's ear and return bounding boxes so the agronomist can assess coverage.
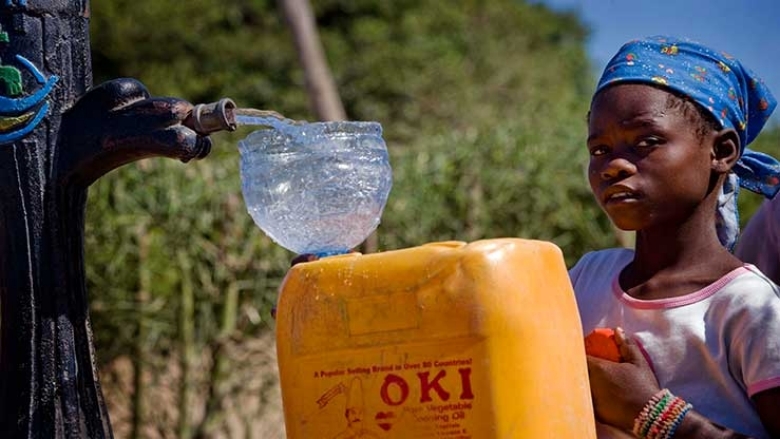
[711,128,740,173]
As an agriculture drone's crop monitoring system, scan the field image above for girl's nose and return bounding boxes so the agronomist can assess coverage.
[599,156,637,181]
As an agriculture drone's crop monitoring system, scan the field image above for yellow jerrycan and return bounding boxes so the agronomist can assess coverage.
[275,238,596,438]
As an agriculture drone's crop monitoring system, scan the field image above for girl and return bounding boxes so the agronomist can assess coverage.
[570,36,780,439]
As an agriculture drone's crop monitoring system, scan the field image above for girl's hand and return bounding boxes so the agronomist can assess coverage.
[586,327,660,433]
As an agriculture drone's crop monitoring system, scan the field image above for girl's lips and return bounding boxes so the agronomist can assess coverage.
[606,192,637,203]
[602,186,640,204]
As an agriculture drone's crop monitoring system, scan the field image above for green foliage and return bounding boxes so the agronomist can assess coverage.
[86,0,616,370]
[85,148,290,361]
[90,0,308,115]
[382,108,615,261]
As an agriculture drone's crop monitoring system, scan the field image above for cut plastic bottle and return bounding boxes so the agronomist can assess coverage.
[238,121,392,256]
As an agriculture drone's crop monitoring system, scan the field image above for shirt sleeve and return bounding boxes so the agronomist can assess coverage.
[568,254,586,286]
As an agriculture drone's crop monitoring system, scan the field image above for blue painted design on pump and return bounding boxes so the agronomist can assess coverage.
[0,49,59,145]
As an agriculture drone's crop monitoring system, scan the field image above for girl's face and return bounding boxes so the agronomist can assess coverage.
[587,84,715,231]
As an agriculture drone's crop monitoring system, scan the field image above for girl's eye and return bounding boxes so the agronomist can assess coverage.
[589,145,608,156]
[636,137,662,148]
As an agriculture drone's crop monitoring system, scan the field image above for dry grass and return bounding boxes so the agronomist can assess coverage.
[101,331,287,439]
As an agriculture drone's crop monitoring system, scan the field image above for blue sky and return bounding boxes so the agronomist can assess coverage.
[535,0,780,124]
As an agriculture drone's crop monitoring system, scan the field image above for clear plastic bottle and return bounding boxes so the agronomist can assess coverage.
[239,121,392,256]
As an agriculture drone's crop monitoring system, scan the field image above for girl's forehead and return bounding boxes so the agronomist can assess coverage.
[590,84,675,122]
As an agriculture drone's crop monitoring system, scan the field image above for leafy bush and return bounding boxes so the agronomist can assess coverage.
[87,0,613,364]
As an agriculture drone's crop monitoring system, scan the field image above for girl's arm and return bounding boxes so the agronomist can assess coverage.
[652,389,780,439]
[587,328,779,439]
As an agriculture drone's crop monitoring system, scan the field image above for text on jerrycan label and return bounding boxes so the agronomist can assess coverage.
[286,339,490,439]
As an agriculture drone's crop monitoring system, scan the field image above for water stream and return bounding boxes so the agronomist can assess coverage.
[234,108,301,131]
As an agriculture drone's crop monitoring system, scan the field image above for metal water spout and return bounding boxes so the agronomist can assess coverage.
[185,98,238,135]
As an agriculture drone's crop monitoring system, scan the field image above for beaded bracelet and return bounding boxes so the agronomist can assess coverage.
[632,388,693,439]
[633,389,668,437]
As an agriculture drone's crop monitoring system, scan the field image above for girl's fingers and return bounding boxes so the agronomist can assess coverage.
[614,327,637,362]
[615,327,650,367]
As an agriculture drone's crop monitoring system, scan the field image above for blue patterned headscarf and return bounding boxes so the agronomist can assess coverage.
[594,35,780,249]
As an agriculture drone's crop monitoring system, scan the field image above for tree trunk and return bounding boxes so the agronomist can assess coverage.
[278,0,381,253]
[278,0,346,122]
